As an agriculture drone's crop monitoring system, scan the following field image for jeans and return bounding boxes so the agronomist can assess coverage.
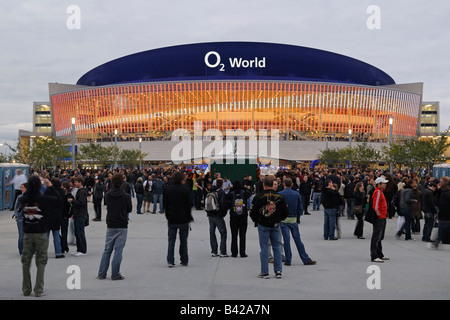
[74,216,87,253]
[21,233,48,295]
[98,228,128,279]
[136,194,144,214]
[16,218,24,255]
[46,229,62,256]
[167,222,189,265]
[422,212,434,241]
[280,221,310,264]
[313,193,322,210]
[153,194,163,213]
[370,218,386,260]
[258,224,282,274]
[323,209,337,240]
[128,182,135,198]
[208,216,227,255]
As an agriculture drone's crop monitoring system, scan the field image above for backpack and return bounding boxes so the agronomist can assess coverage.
[232,191,246,215]
[205,190,220,212]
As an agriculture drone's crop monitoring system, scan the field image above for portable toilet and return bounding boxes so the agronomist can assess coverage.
[0,163,29,210]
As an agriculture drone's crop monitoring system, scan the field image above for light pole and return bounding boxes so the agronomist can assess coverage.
[139,137,142,169]
[348,129,352,168]
[389,117,393,174]
[71,117,75,171]
[114,129,118,169]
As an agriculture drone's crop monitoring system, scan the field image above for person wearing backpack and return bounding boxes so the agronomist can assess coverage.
[229,180,251,258]
[205,178,229,257]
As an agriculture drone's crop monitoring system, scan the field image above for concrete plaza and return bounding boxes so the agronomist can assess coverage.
[1,197,449,300]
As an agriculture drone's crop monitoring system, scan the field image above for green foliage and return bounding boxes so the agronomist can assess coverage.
[28,138,72,169]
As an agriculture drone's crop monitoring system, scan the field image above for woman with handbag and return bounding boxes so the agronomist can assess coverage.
[353,182,366,239]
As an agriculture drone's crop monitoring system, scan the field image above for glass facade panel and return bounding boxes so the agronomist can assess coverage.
[51,81,421,143]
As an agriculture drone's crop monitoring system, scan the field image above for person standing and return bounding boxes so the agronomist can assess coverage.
[299,175,312,215]
[250,176,289,279]
[143,174,153,213]
[321,179,339,240]
[13,183,28,256]
[163,171,193,267]
[44,178,65,259]
[353,182,366,239]
[8,169,28,211]
[134,177,145,214]
[229,180,250,258]
[152,176,164,214]
[92,177,104,221]
[60,181,73,254]
[206,178,229,257]
[421,182,437,242]
[97,173,132,280]
[312,174,323,211]
[344,176,356,220]
[68,176,88,256]
[430,178,450,249]
[19,175,57,297]
[370,177,389,263]
[279,178,316,266]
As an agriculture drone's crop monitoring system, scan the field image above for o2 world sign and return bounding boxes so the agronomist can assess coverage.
[204,51,266,72]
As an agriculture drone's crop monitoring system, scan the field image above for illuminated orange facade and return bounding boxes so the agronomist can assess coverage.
[51,81,421,143]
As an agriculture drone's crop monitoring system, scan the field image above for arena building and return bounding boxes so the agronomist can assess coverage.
[46,42,423,163]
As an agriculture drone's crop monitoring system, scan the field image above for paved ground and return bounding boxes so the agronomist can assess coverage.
[1,198,449,301]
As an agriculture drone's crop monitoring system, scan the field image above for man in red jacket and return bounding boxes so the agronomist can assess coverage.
[370,177,390,263]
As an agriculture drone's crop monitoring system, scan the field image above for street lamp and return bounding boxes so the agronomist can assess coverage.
[348,129,352,168]
[114,129,118,169]
[389,117,393,174]
[71,117,75,171]
[139,137,142,169]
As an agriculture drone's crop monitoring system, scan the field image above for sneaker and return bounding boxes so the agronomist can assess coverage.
[168,263,175,268]
[258,273,270,279]
[73,252,86,256]
[381,256,390,261]
[284,262,291,266]
[112,276,125,280]
[71,251,79,255]
[275,271,282,279]
[371,258,384,263]
[211,253,219,257]
[55,255,65,259]
[180,263,188,267]
[219,254,229,258]
[96,275,106,280]
[35,291,46,297]
[428,243,438,249]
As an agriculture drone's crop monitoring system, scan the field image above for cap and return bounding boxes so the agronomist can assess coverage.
[375,177,388,184]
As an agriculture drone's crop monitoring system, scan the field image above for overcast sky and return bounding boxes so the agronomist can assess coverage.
[1,0,449,151]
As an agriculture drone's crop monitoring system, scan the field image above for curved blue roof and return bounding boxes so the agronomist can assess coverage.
[76,42,395,86]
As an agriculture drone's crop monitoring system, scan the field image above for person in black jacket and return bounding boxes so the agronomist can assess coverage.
[60,181,73,254]
[321,179,340,240]
[163,171,193,267]
[421,182,437,242]
[206,178,229,257]
[44,178,65,258]
[97,173,132,280]
[92,177,104,221]
[134,177,145,214]
[229,180,251,258]
[68,176,88,256]
[19,175,58,297]
[249,175,289,279]
[430,177,450,249]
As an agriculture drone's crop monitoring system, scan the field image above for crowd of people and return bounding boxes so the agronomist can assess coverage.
[10,164,450,296]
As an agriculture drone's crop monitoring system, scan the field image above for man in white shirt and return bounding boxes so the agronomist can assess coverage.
[7,169,27,211]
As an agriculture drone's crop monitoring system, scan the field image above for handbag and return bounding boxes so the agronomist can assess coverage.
[364,196,378,224]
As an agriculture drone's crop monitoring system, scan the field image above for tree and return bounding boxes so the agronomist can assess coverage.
[317,148,344,167]
[119,149,148,168]
[28,138,72,169]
